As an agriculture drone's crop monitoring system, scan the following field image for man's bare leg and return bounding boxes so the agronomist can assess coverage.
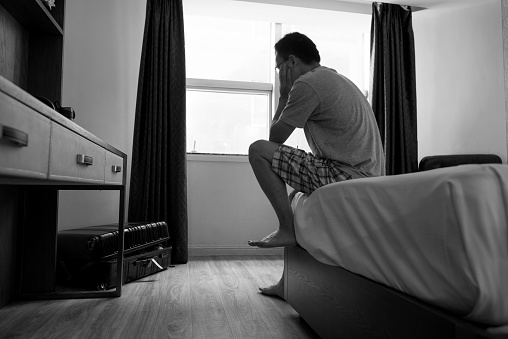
[247,140,296,248]
[259,272,285,299]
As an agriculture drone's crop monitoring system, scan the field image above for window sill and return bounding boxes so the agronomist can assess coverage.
[186,153,249,163]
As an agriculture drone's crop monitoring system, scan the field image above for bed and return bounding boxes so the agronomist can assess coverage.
[283,154,508,339]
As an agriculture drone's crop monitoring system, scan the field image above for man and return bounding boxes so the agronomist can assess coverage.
[247,32,385,297]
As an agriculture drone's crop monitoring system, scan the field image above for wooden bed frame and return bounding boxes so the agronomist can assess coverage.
[283,154,506,339]
[284,245,507,339]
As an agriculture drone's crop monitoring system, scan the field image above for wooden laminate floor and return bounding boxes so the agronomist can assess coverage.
[0,255,320,339]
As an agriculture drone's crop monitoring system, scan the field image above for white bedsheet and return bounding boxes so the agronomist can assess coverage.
[291,164,508,327]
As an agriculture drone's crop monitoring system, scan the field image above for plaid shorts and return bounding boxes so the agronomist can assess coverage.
[272,144,353,196]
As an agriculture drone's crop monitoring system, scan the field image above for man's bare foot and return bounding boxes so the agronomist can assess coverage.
[247,229,296,248]
[259,284,284,299]
[259,274,285,299]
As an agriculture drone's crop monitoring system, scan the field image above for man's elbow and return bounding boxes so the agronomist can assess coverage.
[268,130,284,144]
[269,120,294,144]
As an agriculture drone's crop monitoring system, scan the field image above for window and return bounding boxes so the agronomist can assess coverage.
[185,16,273,155]
[185,13,370,155]
[186,80,271,155]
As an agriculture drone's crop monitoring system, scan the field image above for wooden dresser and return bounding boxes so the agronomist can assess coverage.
[0,75,127,307]
[0,0,127,308]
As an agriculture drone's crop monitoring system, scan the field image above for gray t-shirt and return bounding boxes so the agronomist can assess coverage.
[279,66,385,178]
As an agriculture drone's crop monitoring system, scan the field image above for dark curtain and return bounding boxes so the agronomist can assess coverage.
[129,0,187,264]
[370,3,418,175]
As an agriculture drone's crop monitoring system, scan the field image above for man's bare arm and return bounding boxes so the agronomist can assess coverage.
[270,63,295,144]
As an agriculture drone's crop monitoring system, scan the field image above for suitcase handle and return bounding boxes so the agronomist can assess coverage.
[133,258,152,267]
[87,236,99,250]
[133,256,164,270]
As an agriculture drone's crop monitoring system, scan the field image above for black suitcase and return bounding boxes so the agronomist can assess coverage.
[56,222,171,290]
[57,245,172,290]
[57,221,170,260]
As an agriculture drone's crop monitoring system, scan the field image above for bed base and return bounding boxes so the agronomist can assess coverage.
[284,245,507,339]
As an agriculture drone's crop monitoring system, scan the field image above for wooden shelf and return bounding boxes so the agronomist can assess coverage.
[0,0,65,104]
[0,0,63,35]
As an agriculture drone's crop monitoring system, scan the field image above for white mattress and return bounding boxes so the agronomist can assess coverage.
[291,164,508,328]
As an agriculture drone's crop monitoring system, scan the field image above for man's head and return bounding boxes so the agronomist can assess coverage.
[275,32,320,64]
[274,32,321,79]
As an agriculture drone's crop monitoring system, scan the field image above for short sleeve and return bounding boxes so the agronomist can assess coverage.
[278,81,320,128]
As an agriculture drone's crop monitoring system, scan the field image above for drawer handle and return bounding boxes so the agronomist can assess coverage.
[76,154,93,165]
[112,165,122,173]
[1,125,28,147]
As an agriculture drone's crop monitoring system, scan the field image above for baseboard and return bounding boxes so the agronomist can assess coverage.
[188,245,284,257]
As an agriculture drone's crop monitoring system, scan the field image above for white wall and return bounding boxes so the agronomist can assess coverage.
[59,0,146,229]
[187,156,279,253]
[413,0,508,163]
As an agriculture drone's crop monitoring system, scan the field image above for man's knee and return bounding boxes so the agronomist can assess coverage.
[249,140,279,163]
[249,139,267,160]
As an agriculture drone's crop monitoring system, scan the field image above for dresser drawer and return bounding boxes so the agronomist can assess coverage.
[49,123,105,183]
[0,92,51,179]
[105,151,124,185]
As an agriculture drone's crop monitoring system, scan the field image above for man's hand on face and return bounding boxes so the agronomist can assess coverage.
[279,62,293,99]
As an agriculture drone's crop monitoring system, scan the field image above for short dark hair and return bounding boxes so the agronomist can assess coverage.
[274,32,321,64]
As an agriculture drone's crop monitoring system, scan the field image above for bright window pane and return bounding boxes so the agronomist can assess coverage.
[282,25,369,92]
[185,16,272,83]
[187,90,270,154]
